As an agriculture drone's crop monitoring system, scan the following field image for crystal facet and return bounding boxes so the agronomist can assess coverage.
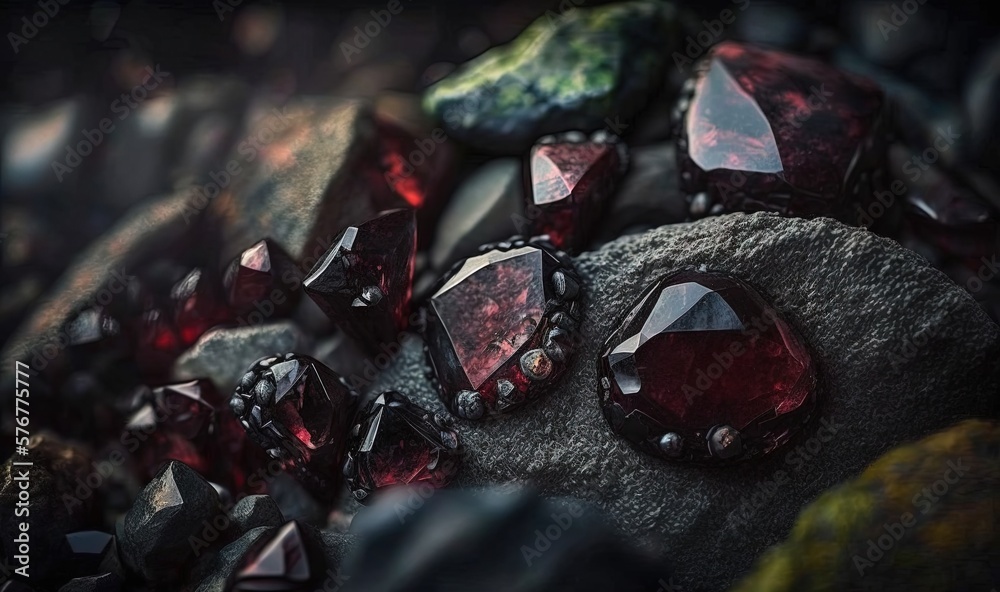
[528,131,628,252]
[676,42,887,220]
[234,521,317,591]
[171,268,232,346]
[345,391,461,503]
[424,238,582,417]
[223,239,300,319]
[230,354,359,501]
[598,270,816,462]
[303,209,417,353]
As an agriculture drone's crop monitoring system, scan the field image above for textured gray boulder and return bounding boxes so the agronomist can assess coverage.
[120,461,221,583]
[363,213,999,591]
[171,322,309,393]
[230,495,284,535]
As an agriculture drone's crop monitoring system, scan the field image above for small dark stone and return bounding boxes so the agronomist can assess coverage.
[230,495,284,535]
[120,461,221,583]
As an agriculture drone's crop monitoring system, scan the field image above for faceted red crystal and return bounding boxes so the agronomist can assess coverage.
[345,391,461,503]
[303,209,416,353]
[424,240,582,417]
[677,42,887,219]
[598,270,815,462]
[235,521,316,591]
[529,131,627,252]
[223,239,300,318]
[230,354,359,502]
[134,307,183,376]
[171,268,233,346]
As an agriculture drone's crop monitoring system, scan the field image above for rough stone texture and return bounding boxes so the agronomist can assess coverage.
[422,0,677,153]
[208,98,400,265]
[120,461,221,583]
[192,526,273,592]
[365,213,999,591]
[0,435,103,586]
[230,495,284,536]
[171,322,309,394]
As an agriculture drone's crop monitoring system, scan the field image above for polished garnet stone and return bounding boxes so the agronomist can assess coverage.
[424,239,582,417]
[344,391,461,503]
[171,268,232,346]
[303,209,416,353]
[223,239,299,318]
[598,270,815,463]
[676,42,886,220]
[234,521,317,591]
[528,131,627,252]
[230,354,359,502]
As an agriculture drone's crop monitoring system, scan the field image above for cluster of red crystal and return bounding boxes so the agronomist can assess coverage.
[423,238,583,418]
[528,130,628,252]
[303,209,417,354]
[124,379,266,494]
[675,42,887,220]
[598,270,815,463]
[228,353,359,502]
[344,391,461,503]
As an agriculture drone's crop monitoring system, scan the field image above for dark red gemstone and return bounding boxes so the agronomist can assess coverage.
[528,131,627,251]
[598,270,815,463]
[234,521,316,591]
[134,307,183,376]
[344,391,461,503]
[303,209,416,353]
[676,42,887,219]
[229,354,359,502]
[126,403,213,476]
[902,165,998,260]
[224,239,300,318]
[424,239,583,418]
[171,268,233,346]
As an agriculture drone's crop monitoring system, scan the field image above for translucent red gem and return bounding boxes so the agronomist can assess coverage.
[171,268,233,346]
[229,353,359,502]
[676,42,887,219]
[223,239,299,318]
[424,238,582,418]
[344,391,461,503]
[529,131,628,252]
[598,270,816,463]
[234,521,317,591]
[303,209,416,353]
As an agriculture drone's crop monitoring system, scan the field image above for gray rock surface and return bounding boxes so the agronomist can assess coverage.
[362,213,999,591]
[171,321,309,393]
[230,495,284,535]
[120,461,221,583]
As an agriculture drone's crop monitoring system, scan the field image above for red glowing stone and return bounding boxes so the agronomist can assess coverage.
[303,209,416,353]
[171,268,233,346]
[529,132,627,251]
[677,42,886,219]
[598,270,816,462]
[344,391,461,503]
